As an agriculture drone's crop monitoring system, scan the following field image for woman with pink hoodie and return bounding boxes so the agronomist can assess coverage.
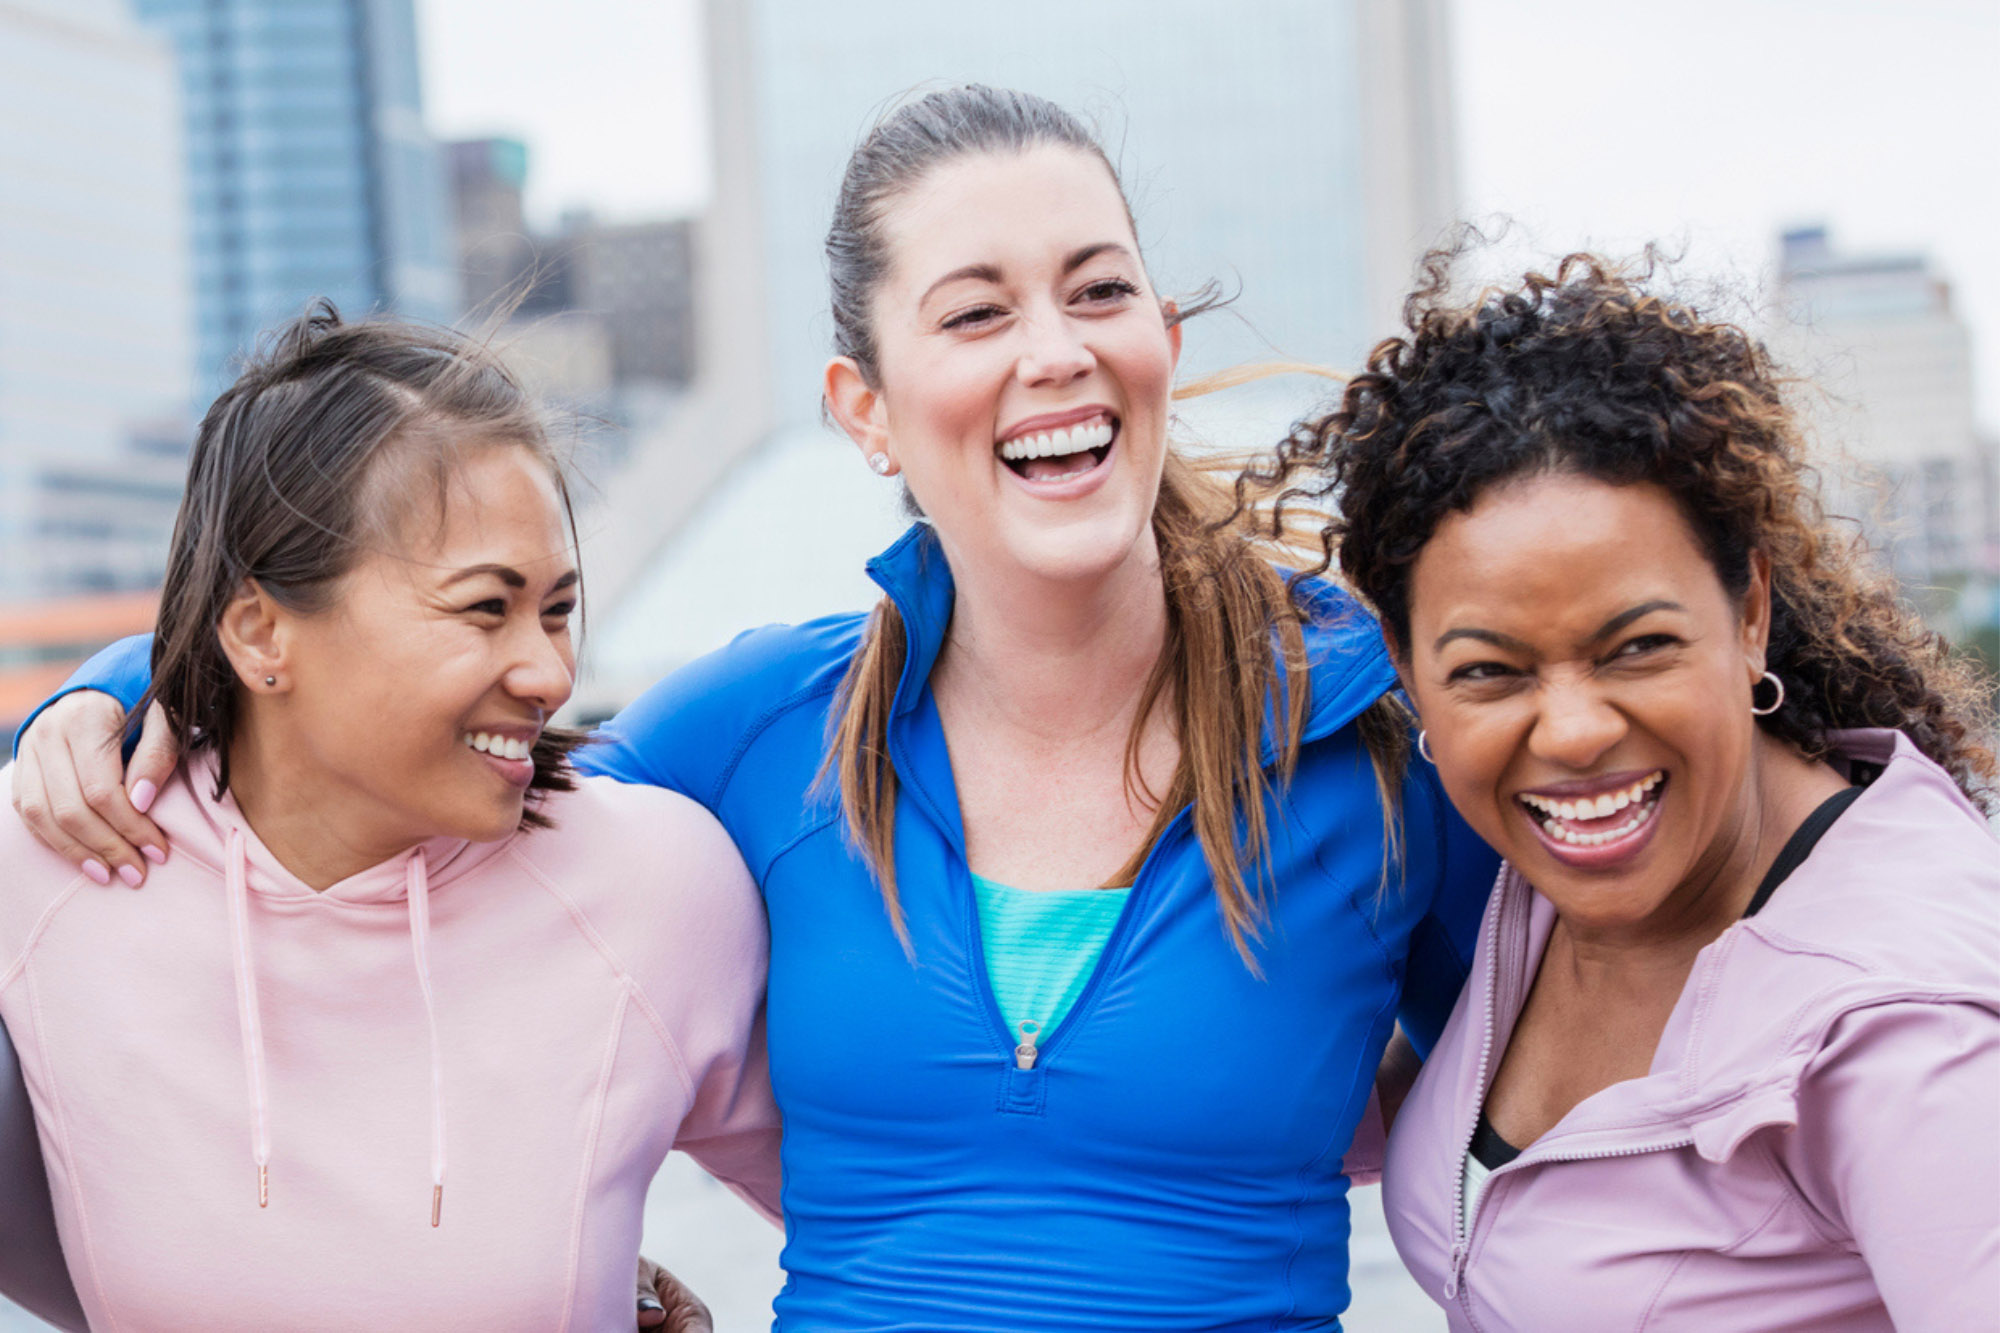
[0,308,780,1330]
[1280,252,2000,1330]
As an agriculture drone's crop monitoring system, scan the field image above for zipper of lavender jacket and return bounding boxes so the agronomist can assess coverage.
[1442,867,1511,1302]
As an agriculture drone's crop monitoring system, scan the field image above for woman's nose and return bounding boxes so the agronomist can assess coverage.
[508,628,575,712]
[1015,311,1095,387]
[1527,678,1627,770]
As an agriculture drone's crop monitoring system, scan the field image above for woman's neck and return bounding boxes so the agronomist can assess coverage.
[226,714,418,891]
[929,532,1171,747]
[1556,733,1851,985]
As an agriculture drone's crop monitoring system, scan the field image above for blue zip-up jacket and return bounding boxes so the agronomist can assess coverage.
[34,525,1496,1330]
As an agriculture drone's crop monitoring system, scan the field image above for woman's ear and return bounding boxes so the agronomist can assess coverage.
[216,580,290,693]
[824,357,892,471]
[1740,549,1774,674]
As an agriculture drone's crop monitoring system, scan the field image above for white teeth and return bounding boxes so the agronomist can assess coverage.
[998,417,1115,461]
[1518,770,1667,846]
[462,732,534,760]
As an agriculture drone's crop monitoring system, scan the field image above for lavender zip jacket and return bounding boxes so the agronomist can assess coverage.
[1381,729,2000,1331]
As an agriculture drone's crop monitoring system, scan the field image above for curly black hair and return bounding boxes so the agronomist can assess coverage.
[1251,248,1997,811]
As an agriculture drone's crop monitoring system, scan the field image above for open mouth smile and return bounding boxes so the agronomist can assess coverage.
[996,410,1117,485]
[1515,770,1667,867]
[461,728,538,788]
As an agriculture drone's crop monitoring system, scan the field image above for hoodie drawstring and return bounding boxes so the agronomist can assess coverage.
[224,829,271,1209]
[223,835,450,1227]
[406,851,448,1227]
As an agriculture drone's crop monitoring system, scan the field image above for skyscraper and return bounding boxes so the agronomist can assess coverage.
[1770,226,1992,590]
[133,0,455,392]
[0,0,194,598]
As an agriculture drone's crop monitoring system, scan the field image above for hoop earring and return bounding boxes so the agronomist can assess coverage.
[1417,730,1435,764]
[867,452,893,477]
[1750,670,1785,716]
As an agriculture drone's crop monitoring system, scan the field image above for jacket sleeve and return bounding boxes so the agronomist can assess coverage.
[1782,1000,2000,1328]
[0,1016,86,1332]
[1395,760,1499,1059]
[11,634,154,759]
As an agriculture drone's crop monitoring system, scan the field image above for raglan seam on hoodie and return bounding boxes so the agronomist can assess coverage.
[762,808,846,886]
[0,876,88,993]
[557,984,629,1333]
[20,962,121,1333]
[503,844,698,1104]
[702,674,844,812]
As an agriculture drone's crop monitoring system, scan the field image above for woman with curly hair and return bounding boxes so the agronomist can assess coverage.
[1267,252,1999,1329]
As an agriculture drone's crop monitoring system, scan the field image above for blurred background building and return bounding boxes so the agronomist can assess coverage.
[0,0,192,721]
[132,0,457,394]
[1768,226,2000,656]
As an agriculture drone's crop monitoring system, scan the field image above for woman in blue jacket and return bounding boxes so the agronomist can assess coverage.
[15,86,1493,1330]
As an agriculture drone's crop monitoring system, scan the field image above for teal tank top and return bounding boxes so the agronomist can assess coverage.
[970,873,1131,1041]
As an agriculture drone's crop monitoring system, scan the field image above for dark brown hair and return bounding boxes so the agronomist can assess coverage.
[139,303,588,826]
[820,85,1401,963]
[1254,248,1998,810]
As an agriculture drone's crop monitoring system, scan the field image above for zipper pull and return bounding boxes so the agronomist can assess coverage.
[1443,1243,1463,1299]
[1013,1020,1042,1070]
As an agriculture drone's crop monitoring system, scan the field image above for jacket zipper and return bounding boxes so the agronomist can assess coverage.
[972,804,1195,1074]
[1443,873,1509,1301]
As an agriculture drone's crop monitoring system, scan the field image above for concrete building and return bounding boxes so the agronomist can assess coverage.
[0,0,195,600]
[1770,226,1995,591]
[445,140,697,393]
[133,0,455,393]
[579,0,1459,703]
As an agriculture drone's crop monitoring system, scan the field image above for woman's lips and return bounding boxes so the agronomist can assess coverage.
[1515,773,1668,870]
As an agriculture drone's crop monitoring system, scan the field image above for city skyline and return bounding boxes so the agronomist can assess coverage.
[416,0,2000,432]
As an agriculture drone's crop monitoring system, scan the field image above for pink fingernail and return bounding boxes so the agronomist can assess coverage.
[141,845,167,866]
[118,864,143,888]
[129,779,158,814]
[82,860,112,886]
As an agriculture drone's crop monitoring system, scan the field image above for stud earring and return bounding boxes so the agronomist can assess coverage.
[867,452,893,477]
[263,676,277,687]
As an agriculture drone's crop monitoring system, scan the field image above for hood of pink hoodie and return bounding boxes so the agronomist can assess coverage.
[151,752,520,1225]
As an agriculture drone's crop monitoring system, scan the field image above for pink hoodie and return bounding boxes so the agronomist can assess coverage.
[1380,729,1999,1331]
[0,755,780,1332]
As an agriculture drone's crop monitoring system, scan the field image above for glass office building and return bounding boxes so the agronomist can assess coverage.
[132,0,455,392]
[0,0,194,598]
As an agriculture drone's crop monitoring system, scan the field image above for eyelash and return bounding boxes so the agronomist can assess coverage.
[464,598,577,619]
[1445,634,1682,685]
[938,277,1141,331]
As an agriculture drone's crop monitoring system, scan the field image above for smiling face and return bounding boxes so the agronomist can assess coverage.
[1399,472,1777,933]
[830,144,1181,586]
[248,442,578,854]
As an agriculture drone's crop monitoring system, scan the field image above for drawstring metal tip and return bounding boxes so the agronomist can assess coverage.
[257,1164,268,1209]
[431,1184,443,1228]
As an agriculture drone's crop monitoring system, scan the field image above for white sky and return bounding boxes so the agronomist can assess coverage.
[416,0,2000,430]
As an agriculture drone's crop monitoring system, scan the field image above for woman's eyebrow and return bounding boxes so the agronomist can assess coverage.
[921,263,1003,305]
[1589,600,1684,642]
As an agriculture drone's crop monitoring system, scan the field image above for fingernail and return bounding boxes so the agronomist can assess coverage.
[129,779,157,814]
[118,864,144,888]
[142,844,168,866]
[637,1298,664,1312]
[82,860,112,886]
